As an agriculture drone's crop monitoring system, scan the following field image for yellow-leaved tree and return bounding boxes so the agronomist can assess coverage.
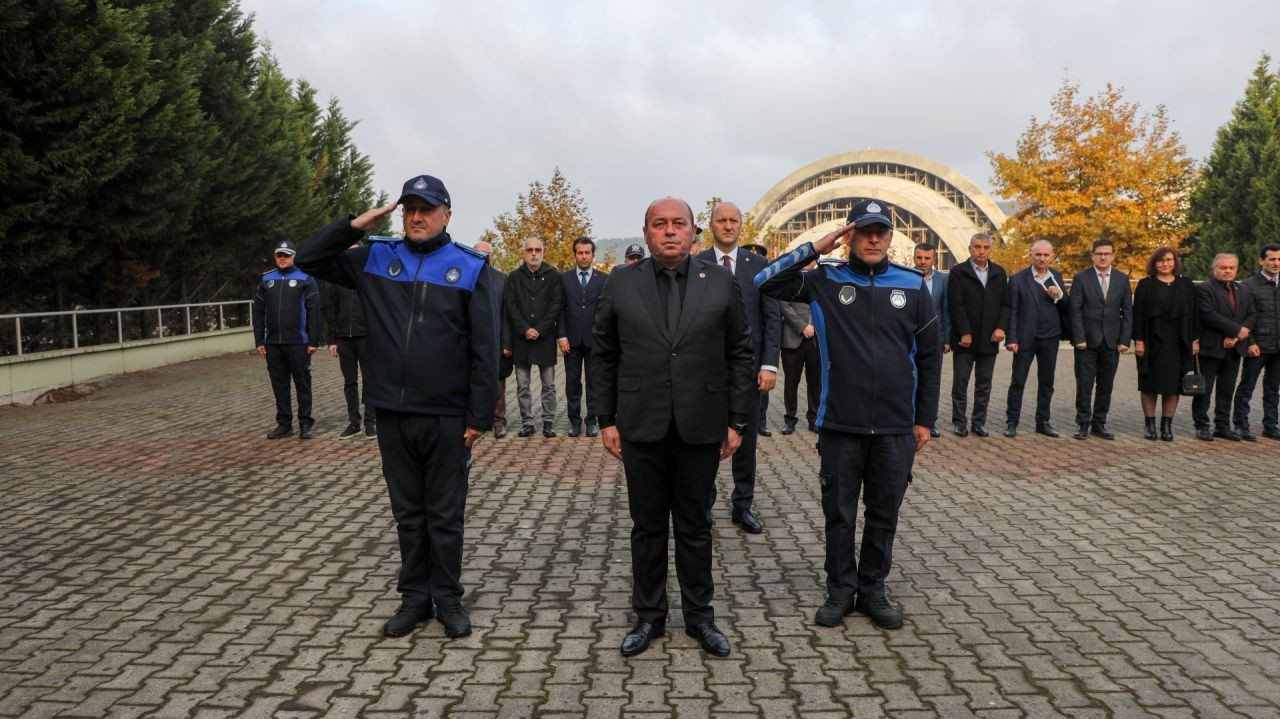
[988,82,1196,275]
[484,167,593,272]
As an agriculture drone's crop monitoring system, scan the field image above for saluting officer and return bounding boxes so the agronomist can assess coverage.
[756,199,942,631]
[252,240,321,440]
[296,174,499,640]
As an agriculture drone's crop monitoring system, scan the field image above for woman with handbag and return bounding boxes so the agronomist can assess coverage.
[1132,248,1200,440]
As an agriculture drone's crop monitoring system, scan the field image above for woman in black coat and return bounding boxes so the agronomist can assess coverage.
[1132,247,1199,441]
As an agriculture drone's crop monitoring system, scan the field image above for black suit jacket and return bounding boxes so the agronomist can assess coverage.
[1067,268,1133,349]
[590,256,755,444]
[558,267,609,348]
[1006,266,1068,346]
[698,248,781,370]
[1196,279,1256,359]
[947,260,1011,354]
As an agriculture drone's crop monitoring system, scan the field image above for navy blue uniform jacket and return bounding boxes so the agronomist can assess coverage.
[295,217,499,430]
[755,243,942,434]
[252,267,321,346]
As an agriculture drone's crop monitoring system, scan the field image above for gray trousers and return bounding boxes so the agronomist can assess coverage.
[514,364,557,427]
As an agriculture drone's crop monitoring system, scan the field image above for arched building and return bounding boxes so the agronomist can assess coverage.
[750,149,1007,268]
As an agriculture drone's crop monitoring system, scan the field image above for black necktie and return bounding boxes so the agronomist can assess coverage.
[662,268,680,336]
[579,271,588,289]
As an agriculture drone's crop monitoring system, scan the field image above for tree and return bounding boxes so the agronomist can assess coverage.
[988,82,1196,275]
[487,167,592,272]
[1184,55,1280,278]
[694,197,782,257]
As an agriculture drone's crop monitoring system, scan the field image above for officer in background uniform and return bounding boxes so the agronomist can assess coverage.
[322,252,375,440]
[296,174,498,640]
[623,243,645,265]
[756,199,941,631]
[252,240,321,439]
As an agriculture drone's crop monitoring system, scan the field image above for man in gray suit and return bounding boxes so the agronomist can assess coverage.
[1067,237,1133,440]
[913,243,949,437]
[779,262,821,434]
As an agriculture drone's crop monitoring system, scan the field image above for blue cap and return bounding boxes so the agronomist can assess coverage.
[397,175,451,208]
[846,199,892,228]
[273,240,296,256]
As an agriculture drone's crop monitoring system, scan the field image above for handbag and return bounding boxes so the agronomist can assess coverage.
[1180,355,1207,397]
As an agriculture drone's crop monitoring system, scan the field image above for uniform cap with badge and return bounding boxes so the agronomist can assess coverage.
[625,244,645,259]
[846,199,893,228]
[274,240,297,256]
[397,175,451,208]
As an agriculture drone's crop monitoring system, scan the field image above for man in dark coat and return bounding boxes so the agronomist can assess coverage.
[591,197,754,658]
[1067,238,1133,439]
[322,256,375,440]
[557,236,609,438]
[503,237,563,437]
[947,232,1010,437]
[475,240,510,438]
[1003,240,1069,438]
[1233,243,1280,440]
[1195,253,1256,441]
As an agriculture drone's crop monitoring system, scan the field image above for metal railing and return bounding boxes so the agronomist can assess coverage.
[0,301,253,358]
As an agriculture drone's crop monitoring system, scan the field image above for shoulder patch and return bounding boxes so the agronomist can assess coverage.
[892,262,924,277]
[456,242,490,261]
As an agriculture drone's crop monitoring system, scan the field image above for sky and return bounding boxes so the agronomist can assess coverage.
[241,0,1280,245]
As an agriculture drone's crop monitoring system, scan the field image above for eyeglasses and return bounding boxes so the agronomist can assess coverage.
[524,248,543,253]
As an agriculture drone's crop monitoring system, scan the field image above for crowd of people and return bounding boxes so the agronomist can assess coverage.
[248,172,1279,656]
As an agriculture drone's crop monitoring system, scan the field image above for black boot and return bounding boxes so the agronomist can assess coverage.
[1143,417,1156,441]
[1160,417,1173,442]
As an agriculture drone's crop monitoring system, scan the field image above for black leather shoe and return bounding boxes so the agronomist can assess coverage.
[758,426,772,437]
[731,507,764,534]
[780,421,796,435]
[542,422,557,438]
[365,423,377,439]
[1160,417,1173,442]
[517,426,535,438]
[1035,423,1060,438]
[1002,422,1017,438]
[567,424,582,437]
[1143,418,1157,440]
[1263,427,1280,440]
[493,425,507,439]
[585,421,599,438]
[953,423,968,438]
[1195,427,1213,441]
[436,603,472,638]
[621,621,663,657]
[1074,424,1089,440]
[1090,423,1114,440]
[1238,428,1257,442]
[267,424,293,440]
[807,421,818,433]
[298,424,314,440]
[972,423,989,437]
[339,423,361,440]
[854,594,904,630]
[1213,428,1241,441]
[814,594,857,627]
[685,622,730,657]
[383,602,434,637]
[929,426,941,438]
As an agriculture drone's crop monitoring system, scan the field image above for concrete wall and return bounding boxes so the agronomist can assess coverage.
[0,327,254,405]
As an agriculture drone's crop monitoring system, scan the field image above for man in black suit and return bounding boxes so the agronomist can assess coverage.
[1067,238,1133,439]
[1233,243,1280,440]
[1194,253,1257,441]
[947,232,1010,437]
[1003,240,1069,437]
[698,202,781,535]
[591,197,754,658]
[557,236,609,438]
[913,243,949,438]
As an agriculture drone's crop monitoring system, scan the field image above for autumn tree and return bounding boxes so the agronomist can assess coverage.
[1184,55,1280,278]
[988,82,1196,275]
[694,197,782,257]
[487,167,592,272]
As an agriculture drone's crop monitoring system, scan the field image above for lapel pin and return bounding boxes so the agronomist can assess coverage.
[698,272,706,278]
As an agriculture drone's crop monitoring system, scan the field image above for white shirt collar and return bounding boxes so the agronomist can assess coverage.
[714,246,738,264]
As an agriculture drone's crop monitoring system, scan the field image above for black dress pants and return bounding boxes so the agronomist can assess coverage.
[563,344,595,426]
[817,429,913,600]
[1193,353,1241,431]
[951,351,996,425]
[621,421,719,626]
[1234,352,1280,431]
[1006,338,1059,425]
[336,336,372,427]
[377,410,470,608]
[265,343,312,427]
[1073,346,1119,425]
[782,338,821,424]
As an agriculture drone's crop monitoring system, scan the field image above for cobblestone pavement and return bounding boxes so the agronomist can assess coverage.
[2,348,1278,718]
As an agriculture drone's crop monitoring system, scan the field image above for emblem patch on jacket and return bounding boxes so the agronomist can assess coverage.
[266,280,275,288]
[288,279,297,288]
[389,259,403,277]
[445,267,461,284]
[890,289,906,308]
[838,285,856,305]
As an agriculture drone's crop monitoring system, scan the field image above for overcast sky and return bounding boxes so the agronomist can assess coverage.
[241,0,1280,244]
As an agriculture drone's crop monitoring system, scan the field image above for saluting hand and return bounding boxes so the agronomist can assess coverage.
[812,222,857,255]
[351,202,398,232]
[719,428,741,461]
